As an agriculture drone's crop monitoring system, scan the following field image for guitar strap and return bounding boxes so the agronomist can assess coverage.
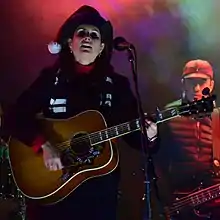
[211,107,220,176]
[99,76,113,111]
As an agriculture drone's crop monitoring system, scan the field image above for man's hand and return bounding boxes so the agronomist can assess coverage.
[145,119,157,141]
[41,141,63,171]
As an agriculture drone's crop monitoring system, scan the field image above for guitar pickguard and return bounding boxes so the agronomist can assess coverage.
[60,132,104,183]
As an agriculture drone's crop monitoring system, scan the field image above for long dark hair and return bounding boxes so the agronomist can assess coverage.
[51,6,114,80]
[54,24,114,80]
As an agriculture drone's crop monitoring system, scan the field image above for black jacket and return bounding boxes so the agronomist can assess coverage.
[3,65,149,153]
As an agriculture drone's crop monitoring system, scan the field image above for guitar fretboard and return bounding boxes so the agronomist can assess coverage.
[89,119,141,145]
[87,106,183,146]
[187,184,220,207]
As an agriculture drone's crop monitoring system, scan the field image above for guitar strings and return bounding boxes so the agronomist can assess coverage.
[55,121,135,151]
[169,186,220,213]
[55,102,211,151]
[167,185,220,215]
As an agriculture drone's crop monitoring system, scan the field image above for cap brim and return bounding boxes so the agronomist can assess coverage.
[183,73,211,79]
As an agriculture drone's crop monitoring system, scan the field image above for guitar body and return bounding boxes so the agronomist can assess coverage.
[8,110,119,205]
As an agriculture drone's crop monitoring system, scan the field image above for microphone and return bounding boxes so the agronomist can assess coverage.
[202,87,210,96]
[113,36,134,51]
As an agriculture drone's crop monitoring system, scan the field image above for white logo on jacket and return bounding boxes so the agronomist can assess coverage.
[49,98,67,113]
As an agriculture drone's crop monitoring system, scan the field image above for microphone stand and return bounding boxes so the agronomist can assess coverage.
[126,46,165,220]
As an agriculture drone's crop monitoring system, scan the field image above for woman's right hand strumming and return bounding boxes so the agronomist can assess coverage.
[41,141,63,171]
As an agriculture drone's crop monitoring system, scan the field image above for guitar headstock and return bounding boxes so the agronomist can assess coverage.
[147,88,217,124]
[179,94,217,118]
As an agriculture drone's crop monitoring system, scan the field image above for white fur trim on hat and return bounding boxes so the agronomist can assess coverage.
[48,42,62,54]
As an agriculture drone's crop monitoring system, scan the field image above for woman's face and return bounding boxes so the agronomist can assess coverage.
[69,24,105,65]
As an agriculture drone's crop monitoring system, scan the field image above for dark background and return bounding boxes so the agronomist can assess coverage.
[0,0,220,219]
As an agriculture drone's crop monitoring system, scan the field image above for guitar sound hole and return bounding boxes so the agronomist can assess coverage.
[70,132,91,156]
[61,132,103,168]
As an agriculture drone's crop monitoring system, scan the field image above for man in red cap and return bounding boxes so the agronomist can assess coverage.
[154,59,220,219]
[2,5,157,220]
[181,59,214,101]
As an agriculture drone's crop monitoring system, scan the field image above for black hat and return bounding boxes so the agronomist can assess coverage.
[48,5,113,55]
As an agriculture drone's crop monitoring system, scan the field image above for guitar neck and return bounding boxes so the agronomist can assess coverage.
[89,119,141,146]
[185,183,220,207]
[89,106,182,146]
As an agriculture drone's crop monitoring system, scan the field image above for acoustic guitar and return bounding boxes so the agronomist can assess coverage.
[8,95,216,205]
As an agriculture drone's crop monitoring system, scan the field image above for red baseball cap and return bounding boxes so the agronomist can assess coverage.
[182,59,213,79]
